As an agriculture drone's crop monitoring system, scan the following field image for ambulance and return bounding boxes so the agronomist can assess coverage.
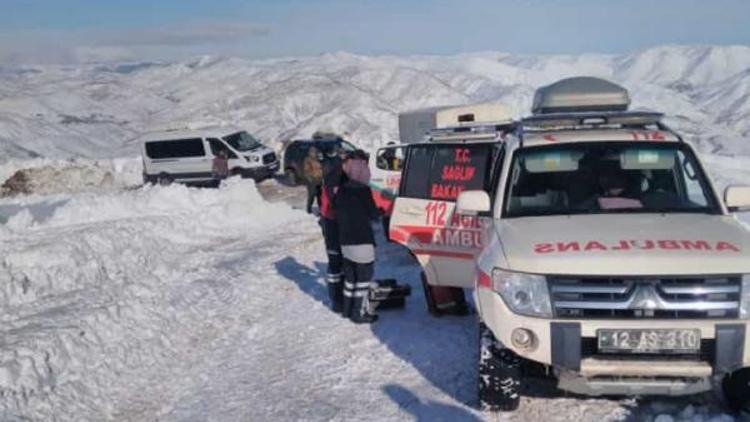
[370,104,514,237]
[389,77,750,412]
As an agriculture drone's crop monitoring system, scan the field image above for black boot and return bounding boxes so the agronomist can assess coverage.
[325,246,343,314]
[326,272,343,313]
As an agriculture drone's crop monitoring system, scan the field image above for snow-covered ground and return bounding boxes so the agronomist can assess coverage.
[0,167,747,421]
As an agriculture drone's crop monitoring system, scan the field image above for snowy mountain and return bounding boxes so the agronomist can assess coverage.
[1,44,750,161]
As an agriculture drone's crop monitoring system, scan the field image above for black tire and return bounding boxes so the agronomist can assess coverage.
[157,173,173,186]
[478,321,522,412]
[285,168,298,186]
[420,272,441,317]
[722,367,750,414]
[381,214,391,241]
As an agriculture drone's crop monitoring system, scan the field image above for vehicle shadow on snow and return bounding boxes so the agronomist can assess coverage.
[273,224,482,414]
[382,384,482,422]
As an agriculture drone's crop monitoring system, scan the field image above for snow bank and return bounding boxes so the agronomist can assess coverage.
[6,177,286,231]
[0,179,310,420]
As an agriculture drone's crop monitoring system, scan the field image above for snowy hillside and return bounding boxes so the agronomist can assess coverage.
[1,45,750,160]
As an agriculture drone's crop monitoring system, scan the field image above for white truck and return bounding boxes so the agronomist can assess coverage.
[389,77,750,412]
[141,126,279,185]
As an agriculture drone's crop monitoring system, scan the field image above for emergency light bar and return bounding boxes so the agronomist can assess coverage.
[532,77,630,115]
[429,122,514,142]
[522,111,664,131]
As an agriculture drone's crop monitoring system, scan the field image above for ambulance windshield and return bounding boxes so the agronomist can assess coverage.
[504,142,720,217]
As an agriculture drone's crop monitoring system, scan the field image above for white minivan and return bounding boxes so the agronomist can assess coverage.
[141,126,279,185]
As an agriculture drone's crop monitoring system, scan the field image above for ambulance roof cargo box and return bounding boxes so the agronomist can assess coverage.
[435,103,514,128]
[532,76,630,115]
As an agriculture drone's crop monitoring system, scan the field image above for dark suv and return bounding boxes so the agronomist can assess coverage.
[282,137,357,185]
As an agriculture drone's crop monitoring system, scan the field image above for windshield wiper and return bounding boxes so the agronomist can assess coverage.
[648,206,712,214]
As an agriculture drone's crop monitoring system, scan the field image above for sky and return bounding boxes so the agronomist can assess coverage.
[2,0,750,64]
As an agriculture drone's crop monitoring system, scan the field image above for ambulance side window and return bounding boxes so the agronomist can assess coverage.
[401,143,496,202]
[401,146,432,198]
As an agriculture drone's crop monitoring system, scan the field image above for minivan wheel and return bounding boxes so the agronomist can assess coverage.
[478,321,522,412]
[721,367,750,413]
[285,168,298,186]
[157,173,173,186]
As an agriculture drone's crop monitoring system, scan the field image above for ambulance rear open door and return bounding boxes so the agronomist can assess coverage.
[370,144,406,217]
[389,141,504,288]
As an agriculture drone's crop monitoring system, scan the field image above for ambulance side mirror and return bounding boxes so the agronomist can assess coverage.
[457,190,491,216]
[725,186,750,212]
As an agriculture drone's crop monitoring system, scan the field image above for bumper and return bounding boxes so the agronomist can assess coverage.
[476,287,749,396]
[237,162,279,179]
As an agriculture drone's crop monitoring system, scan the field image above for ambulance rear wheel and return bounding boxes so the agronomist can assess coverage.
[478,321,521,412]
[721,367,750,413]
[381,214,391,241]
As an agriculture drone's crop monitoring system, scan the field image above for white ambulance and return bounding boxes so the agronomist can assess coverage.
[390,77,750,412]
[141,126,279,185]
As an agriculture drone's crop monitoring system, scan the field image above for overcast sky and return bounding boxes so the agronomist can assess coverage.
[2,0,750,64]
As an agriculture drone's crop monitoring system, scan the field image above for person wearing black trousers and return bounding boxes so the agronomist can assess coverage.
[320,154,344,312]
[336,151,379,324]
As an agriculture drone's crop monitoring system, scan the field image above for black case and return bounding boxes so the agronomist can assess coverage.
[370,279,411,310]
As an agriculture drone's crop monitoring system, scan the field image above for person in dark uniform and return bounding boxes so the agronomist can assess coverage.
[336,150,379,324]
[320,151,344,312]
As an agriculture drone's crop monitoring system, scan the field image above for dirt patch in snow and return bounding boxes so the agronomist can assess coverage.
[0,159,142,197]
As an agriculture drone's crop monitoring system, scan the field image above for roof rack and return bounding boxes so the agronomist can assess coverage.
[518,111,683,146]
[522,111,663,130]
[430,121,514,136]
[428,122,515,143]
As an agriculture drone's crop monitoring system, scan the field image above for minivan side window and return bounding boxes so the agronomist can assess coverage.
[146,138,205,159]
[208,138,238,159]
[401,143,497,202]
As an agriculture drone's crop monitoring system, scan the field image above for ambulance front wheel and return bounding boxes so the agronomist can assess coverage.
[478,320,522,412]
[381,213,391,241]
[721,367,750,413]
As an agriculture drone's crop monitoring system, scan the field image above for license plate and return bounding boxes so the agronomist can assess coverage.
[597,329,701,353]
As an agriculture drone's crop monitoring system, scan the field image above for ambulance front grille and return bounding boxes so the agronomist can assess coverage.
[548,276,742,319]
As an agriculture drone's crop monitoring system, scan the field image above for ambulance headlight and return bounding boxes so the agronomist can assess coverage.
[492,269,552,318]
[741,274,750,319]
